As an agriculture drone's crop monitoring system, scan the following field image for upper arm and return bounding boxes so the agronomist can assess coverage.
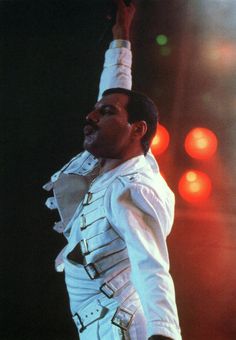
[105,180,173,270]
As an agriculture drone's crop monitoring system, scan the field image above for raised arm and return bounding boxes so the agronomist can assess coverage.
[98,0,135,99]
[43,2,136,234]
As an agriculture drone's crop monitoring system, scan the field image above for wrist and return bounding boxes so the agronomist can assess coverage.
[148,336,173,340]
[112,27,130,40]
[109,39,131,50]
[113,33,129,40]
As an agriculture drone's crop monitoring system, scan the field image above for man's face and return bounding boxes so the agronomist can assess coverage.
[83,93,135,159]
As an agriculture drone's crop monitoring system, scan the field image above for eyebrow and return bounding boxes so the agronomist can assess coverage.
[94,103,119,113]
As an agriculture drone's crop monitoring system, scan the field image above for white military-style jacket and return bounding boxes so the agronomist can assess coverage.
[43,42,181,340]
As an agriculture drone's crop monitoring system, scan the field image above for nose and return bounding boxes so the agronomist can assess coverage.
[86,109,100,123]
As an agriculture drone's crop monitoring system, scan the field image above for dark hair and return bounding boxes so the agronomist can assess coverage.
[102,88,158,155]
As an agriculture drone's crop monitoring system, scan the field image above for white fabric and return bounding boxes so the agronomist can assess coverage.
[64,155,181,340]
[76,295,147,340]
[103,157,180,339]
[98,47,132,100]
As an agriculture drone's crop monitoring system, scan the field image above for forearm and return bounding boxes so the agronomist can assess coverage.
[97,42,132,100]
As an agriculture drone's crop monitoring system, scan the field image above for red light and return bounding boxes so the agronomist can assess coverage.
[151,124,170,156]
[178,170,212,203]
[203,41,236,70]
[185,127,217,160]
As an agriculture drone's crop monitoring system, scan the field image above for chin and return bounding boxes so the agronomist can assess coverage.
[84,141,118,159]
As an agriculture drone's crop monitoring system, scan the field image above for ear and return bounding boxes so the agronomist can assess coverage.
[132,121,147,138]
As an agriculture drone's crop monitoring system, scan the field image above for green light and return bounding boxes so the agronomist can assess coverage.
[156,34,168,46]
[160,46,171,56]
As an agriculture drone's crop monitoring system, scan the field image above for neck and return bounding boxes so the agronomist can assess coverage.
[99,151,143,175]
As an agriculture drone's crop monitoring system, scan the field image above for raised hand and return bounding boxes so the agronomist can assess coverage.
[112,0,136,40]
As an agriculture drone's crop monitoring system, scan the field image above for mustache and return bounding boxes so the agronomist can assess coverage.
[83,119,98,130]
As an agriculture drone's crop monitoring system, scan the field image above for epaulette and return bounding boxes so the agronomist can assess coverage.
[117,173,140,186]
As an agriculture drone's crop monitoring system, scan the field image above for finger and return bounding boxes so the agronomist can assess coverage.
[128,3,136,14]
[117,0,126,10]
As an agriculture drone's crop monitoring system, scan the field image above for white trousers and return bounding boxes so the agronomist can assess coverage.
[76,298,148,340]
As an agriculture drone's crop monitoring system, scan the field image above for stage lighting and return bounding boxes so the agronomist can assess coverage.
[178,170,212,203]
[151,124,170,156]
[184,127,218,160]
[156,34,168,46]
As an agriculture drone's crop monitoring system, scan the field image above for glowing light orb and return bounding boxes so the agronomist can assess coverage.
[151,124,170,156]
[203,41,236,69]
[178,170,212,203]
[184,127,218,160]
[160,46,172,56]
[156,34,168,46]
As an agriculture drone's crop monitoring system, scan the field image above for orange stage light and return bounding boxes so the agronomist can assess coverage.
[184,127,218,160]
[151,124,170,156]
[178,170,212,203]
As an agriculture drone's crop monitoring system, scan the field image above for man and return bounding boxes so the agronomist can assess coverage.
[43,1,181,339]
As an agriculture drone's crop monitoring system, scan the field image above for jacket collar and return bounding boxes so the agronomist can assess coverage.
[90,153,159,191]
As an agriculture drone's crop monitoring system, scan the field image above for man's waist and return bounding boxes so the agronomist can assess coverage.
[72,288,141,334]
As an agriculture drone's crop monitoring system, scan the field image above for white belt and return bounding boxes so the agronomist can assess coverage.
[79,228,119,255]
[72,296,109,333]
[100,266,131,298]
[112,290,140,331]
[84,248,128,279]
[72,290,140,333]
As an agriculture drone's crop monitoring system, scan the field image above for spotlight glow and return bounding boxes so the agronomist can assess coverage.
[151,124,170,156]
[184,127,218,160]
[203,41,236,69]
[178,170,212,203]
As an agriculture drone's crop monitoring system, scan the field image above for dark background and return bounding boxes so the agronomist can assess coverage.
[1,0,236,339]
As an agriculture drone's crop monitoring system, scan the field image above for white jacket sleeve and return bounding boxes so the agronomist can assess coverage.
[106,180,181,340]
[97,44,132,100]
